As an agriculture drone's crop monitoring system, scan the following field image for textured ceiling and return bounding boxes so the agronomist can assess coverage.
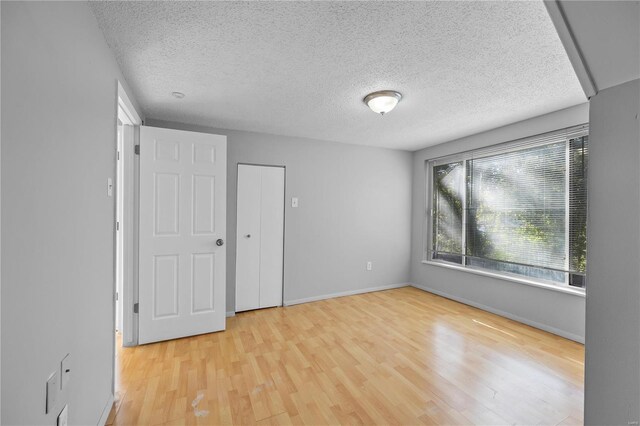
[91,1,586,151]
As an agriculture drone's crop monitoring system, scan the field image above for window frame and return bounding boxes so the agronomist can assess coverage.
[424,124,589,295]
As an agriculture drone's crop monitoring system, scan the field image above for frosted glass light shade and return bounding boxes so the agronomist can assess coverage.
[364,90,402,115]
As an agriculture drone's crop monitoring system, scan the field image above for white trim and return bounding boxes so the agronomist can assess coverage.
[119,124,137,347]
[543,1,597,98]
[117,81,142,125]
[132,125,141,347]
[97,393,115,426]
[427,124,588,165]
[226,311,236,317]
[410,282,585,343]
[283,283,410,306]
[117,105,133,126]
[115,79,141,350]
[422,260,585,297]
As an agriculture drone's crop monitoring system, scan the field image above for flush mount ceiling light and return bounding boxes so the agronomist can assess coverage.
[171,91,185,99]
[363,90,402,115]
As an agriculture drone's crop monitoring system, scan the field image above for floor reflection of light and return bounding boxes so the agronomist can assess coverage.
[472,319,517,338]
[566,357,584,366]
[468,317,581,400]
[433,323,465,366]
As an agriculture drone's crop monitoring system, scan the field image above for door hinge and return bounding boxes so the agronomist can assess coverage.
[115,292,119,301]
[133,303,139,314]
[117,151,120,161]
[134,145,140,155]
[116,221,120,231]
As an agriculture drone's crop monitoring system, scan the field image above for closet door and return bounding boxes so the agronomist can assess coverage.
[235,165,262,311]
[235,165,285,312]
[258,167,285,308]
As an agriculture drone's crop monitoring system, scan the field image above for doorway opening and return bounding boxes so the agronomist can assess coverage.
[115,83,141,348]
[112,83,142,418]
[114,89,139,348]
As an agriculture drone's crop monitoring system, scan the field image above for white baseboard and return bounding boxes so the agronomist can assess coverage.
[226,311,235,317]
[284,283,410,306]
[410,283,585,344]
[97,393,115,426]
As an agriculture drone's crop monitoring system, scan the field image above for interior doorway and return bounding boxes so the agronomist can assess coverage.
[114,81,142,353]
[115,104,135,347]
[111,82,142,420]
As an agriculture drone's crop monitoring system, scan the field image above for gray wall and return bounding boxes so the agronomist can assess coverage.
[1,2,140,424]
[146,119,413,313]
[584,78,640,425]
[410,103,589,342]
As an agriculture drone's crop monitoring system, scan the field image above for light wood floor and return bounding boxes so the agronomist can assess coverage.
[107,286,584,425]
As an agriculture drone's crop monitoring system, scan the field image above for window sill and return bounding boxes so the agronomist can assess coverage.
[421,260,586,297]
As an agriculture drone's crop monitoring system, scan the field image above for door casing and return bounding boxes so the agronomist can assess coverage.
[113,82,142,403]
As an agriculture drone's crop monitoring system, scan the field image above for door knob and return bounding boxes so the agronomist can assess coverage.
[245,234,251,238]
[216,239,224,246]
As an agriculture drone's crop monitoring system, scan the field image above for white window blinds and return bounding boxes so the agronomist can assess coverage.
[428,125,589,288]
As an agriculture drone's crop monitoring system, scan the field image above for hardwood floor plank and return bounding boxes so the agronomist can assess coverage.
[113,287,584,425]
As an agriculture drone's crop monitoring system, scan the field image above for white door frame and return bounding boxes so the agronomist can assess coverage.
[115,81,142,352]
[235,163,286,311]
[116,118,124,333]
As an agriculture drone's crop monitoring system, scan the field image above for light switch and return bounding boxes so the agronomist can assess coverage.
[60,354,71,390]
[46,371,58,414]
[107,178,114,197]
[291,197,298,208]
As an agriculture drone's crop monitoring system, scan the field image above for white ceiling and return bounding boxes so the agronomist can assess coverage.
[91,1,586,151]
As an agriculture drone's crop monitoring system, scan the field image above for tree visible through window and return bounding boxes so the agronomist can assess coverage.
[428,129,588,289]
[432,162,463,264]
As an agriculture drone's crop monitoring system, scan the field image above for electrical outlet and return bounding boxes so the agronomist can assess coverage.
[291,197,298,208]
[366,261,372,271]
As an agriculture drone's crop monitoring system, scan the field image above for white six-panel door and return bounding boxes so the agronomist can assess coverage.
[139,126,226,344]
[236,165,285,312]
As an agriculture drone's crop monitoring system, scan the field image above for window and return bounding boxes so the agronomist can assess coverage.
[427,125,588,290]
